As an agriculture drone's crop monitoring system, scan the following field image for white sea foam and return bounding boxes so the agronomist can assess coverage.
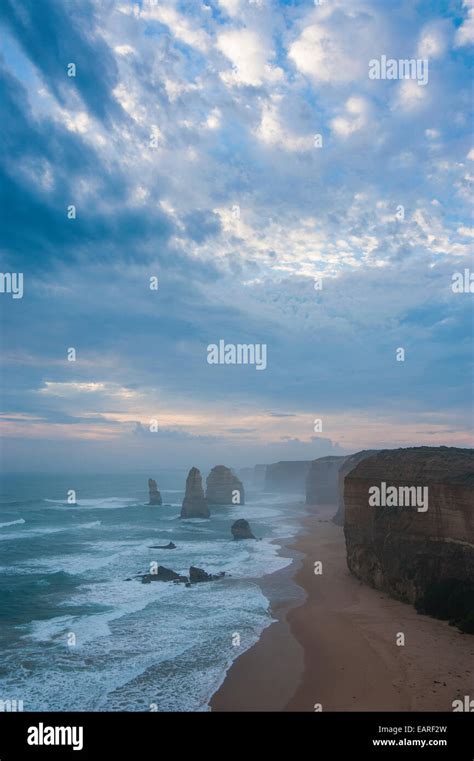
[44,497,137,509]
[0,518,25,528]
[19,575,274,711]
[0,525,66,541]
[0,490,303,712]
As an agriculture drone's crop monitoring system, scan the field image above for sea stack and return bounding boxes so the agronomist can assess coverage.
[180,467,210,518]
[148,478,162,505]
[344,447,474,632]
[231,519,256,540]
[206,465,245,505]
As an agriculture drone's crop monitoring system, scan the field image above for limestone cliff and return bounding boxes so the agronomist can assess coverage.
[180,467,210,519]
[305,456,348,506]
[333,450,378,525]
[238,468,254,490]
[264,460,310,493]
[344,447,474,632]
[206,465,245,505]
[253,464,267,490]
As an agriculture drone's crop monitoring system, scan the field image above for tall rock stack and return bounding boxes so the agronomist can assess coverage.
[333,450,378,525]
[305,455,348,506]
[148,478,162,506]
[180,467,210,518]
[344,447,474,632]
[206,465,245,505]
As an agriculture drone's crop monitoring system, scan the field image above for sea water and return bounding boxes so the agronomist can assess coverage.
[0,472,302,711]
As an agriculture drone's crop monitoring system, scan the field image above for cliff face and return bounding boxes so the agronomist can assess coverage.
[344,447,474,632]
[238,468,254,489]
[333,450,378,525]
[180,467,210,519]
[206,465,245,505]
[264,461,310,493]
[253,464,267,489]
[306,456,348,506]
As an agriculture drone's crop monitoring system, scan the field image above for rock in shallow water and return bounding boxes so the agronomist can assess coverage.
[139,565,226,585]
[148,542,176,549]
[148,478,162,506]
[141,566,187,583]
[189,566,226,583]
[231,519,256,540]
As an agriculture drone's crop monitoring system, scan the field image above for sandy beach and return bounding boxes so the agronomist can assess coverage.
[211,504,474,712]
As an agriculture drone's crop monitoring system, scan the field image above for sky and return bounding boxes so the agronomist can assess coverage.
[0,0,473,473]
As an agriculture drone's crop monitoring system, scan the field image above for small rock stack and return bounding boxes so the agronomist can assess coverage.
[148,478,162,505]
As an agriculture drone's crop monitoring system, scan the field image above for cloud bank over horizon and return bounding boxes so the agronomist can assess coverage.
[0,0,473,472]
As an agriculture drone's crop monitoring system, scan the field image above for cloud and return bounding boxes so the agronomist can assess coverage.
[217,27,283,86]
[330,96,369,137]
[255,97,314,151]
[417,21,448,59]
[217,0,243,17]
[455,0,474,47]
[0,0,124,124]
[288,6,383,85]
[0,0,472,469]
[133,0,210,52]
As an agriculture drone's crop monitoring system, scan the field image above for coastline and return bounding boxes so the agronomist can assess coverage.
[211,504,474,712]
[209,503,307,711]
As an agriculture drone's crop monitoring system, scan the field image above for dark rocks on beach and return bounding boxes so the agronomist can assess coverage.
[189,566,225,583]
[206,465,245,505]
[141,565,187,584]
[231,518,256,540]
[180,467,210,518]
[189,566,212,583]
[148,478,162,506]
[148,542,176,549]
[139,564,226,585]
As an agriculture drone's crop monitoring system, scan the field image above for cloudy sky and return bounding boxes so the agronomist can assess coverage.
[0,0,473,473]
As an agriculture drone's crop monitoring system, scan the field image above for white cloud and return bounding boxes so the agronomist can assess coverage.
[114,44,135,56]
[164,78,202,102]
[255,98,313,151]
[217,27,283,86]
[203,107,222,130]
[455,1,474,47]
[396,78,428,111]
[139,0,210,52]
[217,0,242,16]
[417,22,447,59]
[113,82,148,124]
[330,96,369,137]
[288,9,383,84]
[57,109,91,134]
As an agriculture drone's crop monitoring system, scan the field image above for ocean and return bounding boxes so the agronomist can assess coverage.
[0,471,303,712]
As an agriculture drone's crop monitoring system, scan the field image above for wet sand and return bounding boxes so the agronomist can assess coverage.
[211,505,474,712]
